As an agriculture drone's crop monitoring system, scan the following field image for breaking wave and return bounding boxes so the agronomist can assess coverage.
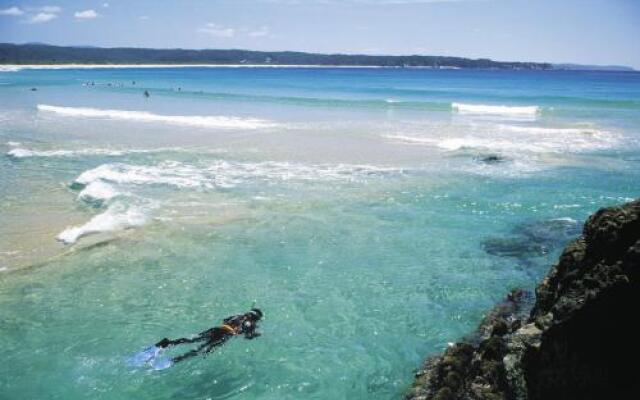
[57,202,149,244]
[59,159,405,244]
[6,145,228,159]
[452,102,540,118]
[73,160,404,190]
[78,181,121,204]
[385,124,618,154]
[8,147,144,158]
[37,104,278,129]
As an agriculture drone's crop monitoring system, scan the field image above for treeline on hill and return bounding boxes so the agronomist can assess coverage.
[0,43,551,69]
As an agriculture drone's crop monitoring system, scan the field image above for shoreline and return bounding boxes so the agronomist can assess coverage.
[0,64,461,72]
[3,64,635,73]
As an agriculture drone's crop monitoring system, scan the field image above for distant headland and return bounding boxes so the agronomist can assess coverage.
[0,42,549,70]
[1,43,634,72]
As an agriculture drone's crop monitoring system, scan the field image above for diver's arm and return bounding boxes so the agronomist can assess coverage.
[244,330,261,339]
[223,315,242,325]
[243,321,261,339]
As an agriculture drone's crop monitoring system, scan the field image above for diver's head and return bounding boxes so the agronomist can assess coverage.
[247,308,263,321]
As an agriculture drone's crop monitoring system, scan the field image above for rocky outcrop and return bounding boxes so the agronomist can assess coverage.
[407,199,640,400]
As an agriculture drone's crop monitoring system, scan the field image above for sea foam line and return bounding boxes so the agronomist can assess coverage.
[452,102,540,117]
[384,122,618,153]
[37,104,278,129]
[73,160,405,190]
[6,146,187,158]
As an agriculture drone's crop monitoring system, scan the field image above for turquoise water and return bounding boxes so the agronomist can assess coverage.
[0,67,639,399]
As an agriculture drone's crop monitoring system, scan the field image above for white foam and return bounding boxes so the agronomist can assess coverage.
[497,125,600,136]
[6,141,21,147]
[8,148,122,158]
[37,104,277,130]
[78,181,120,203]
[553,204,581,209]
[385,123,618,154]
[63,160,403,243]
[7,148,36,158]
[452,102,539,117]
[551,217,578,223]
[204,160,402,185]
[0,66,20,72]
[73,161,402,190]
[7,146,179,158]
[75,162,211,188]
[57,203,148,244]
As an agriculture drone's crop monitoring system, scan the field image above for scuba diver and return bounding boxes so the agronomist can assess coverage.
[129,308,263,369]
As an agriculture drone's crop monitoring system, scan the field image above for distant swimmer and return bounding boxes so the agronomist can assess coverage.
[144,90,150,98]
[128,308,263,370]
[30,87,37,91]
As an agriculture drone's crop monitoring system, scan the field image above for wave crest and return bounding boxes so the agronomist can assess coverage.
[37,104,278,129]
[78,181,121,204]
[452,102,540,118]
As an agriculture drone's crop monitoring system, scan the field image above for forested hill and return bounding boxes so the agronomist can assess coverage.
[0,43,551,69]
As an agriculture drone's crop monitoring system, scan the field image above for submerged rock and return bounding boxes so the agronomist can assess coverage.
[408,199,640,400]
[476,154,507,164]
[482,218,581,259]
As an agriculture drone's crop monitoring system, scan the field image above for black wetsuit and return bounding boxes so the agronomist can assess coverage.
[155,314,261,363]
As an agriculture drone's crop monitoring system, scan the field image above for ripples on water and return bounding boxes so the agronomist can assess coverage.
[1,68,639,399]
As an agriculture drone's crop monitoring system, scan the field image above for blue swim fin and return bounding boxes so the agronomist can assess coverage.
[151,356,173,370]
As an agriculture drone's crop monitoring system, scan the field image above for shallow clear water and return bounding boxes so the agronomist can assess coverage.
[1,67,639,399]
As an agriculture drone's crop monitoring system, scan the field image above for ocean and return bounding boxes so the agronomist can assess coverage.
[0,67,638,399]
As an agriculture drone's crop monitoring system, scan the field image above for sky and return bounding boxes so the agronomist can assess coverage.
[1,0,639,68]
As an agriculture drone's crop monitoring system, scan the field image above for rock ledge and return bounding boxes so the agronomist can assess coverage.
[407,199,640,400]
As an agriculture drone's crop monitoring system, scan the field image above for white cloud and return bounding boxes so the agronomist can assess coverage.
[0,6,24,16]
[74,9,99,19]
[198,23,235,38]
[18,5,62,24]
[102,2,109,8]
[28,12,58,23]
[139,15,150,20]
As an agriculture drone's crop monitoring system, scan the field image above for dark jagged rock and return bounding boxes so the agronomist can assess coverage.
[408,199,640,400]
[476,154,507,165]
